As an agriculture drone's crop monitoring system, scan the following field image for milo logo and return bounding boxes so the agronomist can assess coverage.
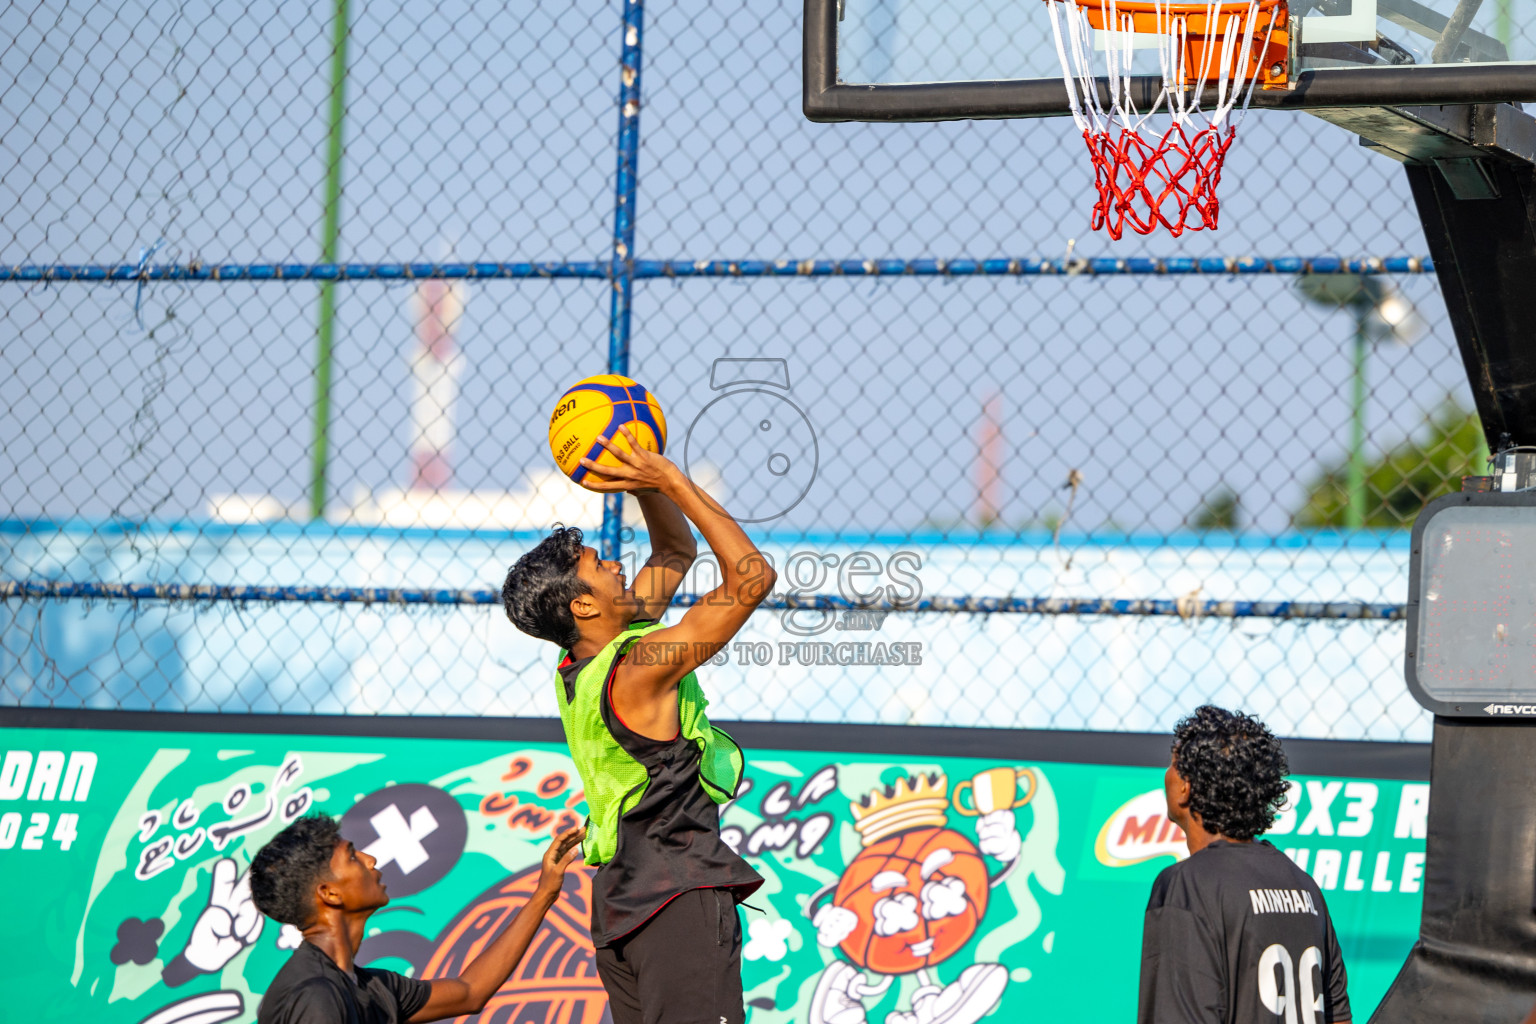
[1094,789,1187,867]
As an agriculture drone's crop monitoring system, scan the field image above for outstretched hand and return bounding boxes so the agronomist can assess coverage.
[534,826,587,898]
[409,823,591,1023]
[577,426,677,494]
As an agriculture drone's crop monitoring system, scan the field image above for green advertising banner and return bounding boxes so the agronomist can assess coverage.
[0,716,1426,1024]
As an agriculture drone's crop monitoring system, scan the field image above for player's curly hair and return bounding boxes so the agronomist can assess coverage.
[1172,705,1290,841]
[250,813,341,927]
[502,525,590,648]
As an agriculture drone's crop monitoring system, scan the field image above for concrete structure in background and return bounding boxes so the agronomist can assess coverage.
[408,278,466,492]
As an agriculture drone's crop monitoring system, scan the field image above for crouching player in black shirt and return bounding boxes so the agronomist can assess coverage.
[1139,706,1351,1024]
[250,813,584,1024]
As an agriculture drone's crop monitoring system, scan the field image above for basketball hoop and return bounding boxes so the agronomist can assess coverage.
[1046,0,1288,238]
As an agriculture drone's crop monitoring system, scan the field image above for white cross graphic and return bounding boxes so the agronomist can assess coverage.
[362,803,439,875]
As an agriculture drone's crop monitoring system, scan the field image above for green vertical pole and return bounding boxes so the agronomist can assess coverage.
[1497,0,1512,53]
[311,0,350,520]
[1346,314,1368,529]
[1472,401,1491,477]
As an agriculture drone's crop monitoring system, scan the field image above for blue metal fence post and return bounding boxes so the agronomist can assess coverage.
[601,0,645,562]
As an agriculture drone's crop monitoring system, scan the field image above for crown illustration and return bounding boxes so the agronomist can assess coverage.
[851,773,949,847]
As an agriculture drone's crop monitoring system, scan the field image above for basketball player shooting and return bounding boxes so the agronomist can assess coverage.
[501,425,776,1024]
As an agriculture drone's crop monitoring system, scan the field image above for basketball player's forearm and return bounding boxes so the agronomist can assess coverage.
[455,888,559,1008]
[412,895,550,1024]
[659,466,773,594]
[635,490,696,563]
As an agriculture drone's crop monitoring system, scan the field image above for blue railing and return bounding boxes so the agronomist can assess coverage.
[0,254,1434,282]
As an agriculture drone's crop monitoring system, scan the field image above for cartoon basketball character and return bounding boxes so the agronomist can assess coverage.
[807,769,1034,1024]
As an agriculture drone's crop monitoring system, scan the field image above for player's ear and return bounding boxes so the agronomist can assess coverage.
[1165,761,1192,815]
[1173,774,1194,814]
[570,592,600,620]
[314,877,344,910]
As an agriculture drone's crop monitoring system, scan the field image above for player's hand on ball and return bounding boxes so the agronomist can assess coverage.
[535,826,587,898]
[976,810,1022,863]
[578,425,678,494]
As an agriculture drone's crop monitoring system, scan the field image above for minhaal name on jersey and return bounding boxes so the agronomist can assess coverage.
[1248,887,1319,915]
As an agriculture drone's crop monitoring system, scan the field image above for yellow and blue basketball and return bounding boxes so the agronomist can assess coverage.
[547,374,667,487]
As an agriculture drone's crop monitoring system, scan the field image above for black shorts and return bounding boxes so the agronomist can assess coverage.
[594,887,745,1024]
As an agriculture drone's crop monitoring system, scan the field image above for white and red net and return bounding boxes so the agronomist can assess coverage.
[1045,0,1283,238]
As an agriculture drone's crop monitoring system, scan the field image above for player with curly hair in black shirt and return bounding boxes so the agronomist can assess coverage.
[1138,705,1352,1024]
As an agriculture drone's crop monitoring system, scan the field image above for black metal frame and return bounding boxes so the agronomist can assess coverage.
[1406,157,1536,445]
[803,0,1536,121]
[1405,489,1536,717]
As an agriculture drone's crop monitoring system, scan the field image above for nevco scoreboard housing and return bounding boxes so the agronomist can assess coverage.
[1406,486,1536,717]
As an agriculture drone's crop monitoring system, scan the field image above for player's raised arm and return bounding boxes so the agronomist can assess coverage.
[407,827,585,1022]
[577,429,776,710]
[627,482,698,623]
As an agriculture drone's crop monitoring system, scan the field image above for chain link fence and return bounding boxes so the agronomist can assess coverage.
[0,0,1495,741]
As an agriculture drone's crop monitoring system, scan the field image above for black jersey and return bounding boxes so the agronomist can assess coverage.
[257,940,431,1024]
[1138,840,1351,1024]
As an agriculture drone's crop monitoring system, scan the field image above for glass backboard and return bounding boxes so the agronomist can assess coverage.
[806,0,1536,118]
[838,0,1516,83]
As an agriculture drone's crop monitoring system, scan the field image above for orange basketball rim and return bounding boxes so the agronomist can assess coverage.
[1071,0,1288,88]
[1044,0,1289,238]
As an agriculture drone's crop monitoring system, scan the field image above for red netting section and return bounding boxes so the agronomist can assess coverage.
[1083,122,1238,239]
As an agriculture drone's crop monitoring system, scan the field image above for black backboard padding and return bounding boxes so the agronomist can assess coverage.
[1409,159,1536,448]
[1368,718,1536,1023]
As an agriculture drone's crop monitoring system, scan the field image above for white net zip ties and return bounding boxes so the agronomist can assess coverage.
[1235,4,1278,128]
[1047,0,1092,131]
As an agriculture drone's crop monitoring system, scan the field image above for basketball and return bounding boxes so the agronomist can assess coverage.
[547,374,667,487]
